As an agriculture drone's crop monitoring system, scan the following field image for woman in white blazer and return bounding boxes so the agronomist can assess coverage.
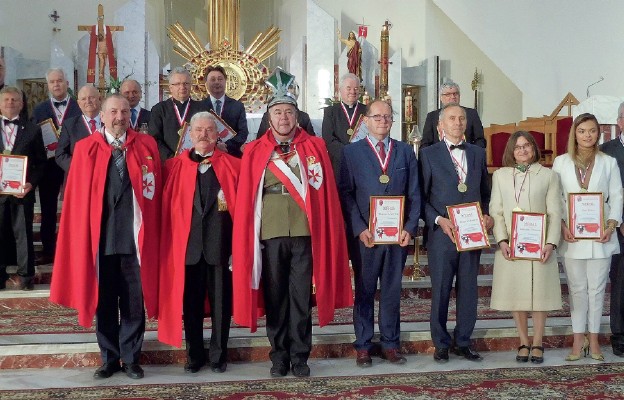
[552,113,623,361]
[490,131,562,364]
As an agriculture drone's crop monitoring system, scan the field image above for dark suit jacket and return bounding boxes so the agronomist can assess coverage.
[131,107,151,131]
[419,141,490,231]
[185,168,232,266]
[148,98,207,160]
[31,97,81,128]
[202,96,249,158]
[322,102,366,174]
[0,120,46,204]
[421,106,486,149]
[256,109,315,139]
[600,139,624,244]
[55,115,94,173]
[339,138,421,238]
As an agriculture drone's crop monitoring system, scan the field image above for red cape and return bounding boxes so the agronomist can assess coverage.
[157,149,240,347]
[49,129,162,328]
[232,128,353,332]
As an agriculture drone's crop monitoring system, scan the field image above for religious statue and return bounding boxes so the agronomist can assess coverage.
[337,29,362,80]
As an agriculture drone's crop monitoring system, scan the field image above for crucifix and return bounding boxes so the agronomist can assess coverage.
[78,4,124,90]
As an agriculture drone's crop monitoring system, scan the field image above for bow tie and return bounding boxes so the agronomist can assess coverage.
[449,143,465,150]
[54,100,67,107]
[191,151,212,163]
[3,119,18,126]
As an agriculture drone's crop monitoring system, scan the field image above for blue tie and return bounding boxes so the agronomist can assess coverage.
[131,109,138,126]
[215,99,222,115]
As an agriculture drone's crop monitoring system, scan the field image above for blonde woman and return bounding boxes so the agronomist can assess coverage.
[490,131,562,364]
[552,113,623,361]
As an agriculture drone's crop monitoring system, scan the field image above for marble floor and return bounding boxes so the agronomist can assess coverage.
[1,347,621,391]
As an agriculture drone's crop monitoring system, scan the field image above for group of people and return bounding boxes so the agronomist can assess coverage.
[1,62,624,382]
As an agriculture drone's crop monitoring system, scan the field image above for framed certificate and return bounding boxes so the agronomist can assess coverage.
[209,110,237,142]
[175,122,193,156]
[349,114,368,143]
[0,155,28,195]
[568,192,604,239]
[446,202,490,251]
[38,118,59,159]
[369,195,405,244]
[510,212,545,260]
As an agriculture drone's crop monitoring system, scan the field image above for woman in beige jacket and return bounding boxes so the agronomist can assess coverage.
[490,131,562,364]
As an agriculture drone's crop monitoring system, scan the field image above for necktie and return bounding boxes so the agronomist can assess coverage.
[88,119,97,133]
[279,141,290,154]
[215,99,222,115]
[131,109,138,126]
[377,141,386,160]
[54,100,67,107]
[449,143,465,150]
[111,139,125,180]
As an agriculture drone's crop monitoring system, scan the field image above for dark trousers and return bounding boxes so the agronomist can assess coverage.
[0,201,35,281]
[38,160,63,256]
[428,228,480,349]
[183,258,232,365]
[96,254,145,365]
[353,242,407,351]
[261,236,312,366]
[610,251,624,349]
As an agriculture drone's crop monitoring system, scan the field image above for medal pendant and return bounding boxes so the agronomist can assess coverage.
[2,150,11,155]
[379,174,390,184]
[581,188,588,192]
[347,128,354,136]
[458,182,468,193]
[512,207,522,212]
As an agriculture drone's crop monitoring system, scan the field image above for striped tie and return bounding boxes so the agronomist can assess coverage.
[111,139,125,180]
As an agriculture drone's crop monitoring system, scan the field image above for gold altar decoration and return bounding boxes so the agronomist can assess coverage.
[378,20,391,99]
[167,0,280,109]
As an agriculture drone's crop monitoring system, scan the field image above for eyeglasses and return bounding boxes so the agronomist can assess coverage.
[441,91,459,97]
[368,114,393,122]
[170,82,191,87]
[513,143,532,152]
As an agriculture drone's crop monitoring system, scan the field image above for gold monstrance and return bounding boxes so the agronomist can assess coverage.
[167,0,280,109]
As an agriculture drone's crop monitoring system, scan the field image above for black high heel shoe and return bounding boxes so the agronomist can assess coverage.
[516,345,530,362]
[530,346,544,364]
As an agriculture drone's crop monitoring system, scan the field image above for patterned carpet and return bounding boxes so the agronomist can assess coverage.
[2,363,624,399]
[0,294,608,335]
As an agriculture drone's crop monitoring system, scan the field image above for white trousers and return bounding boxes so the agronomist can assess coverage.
[563,257,610,333]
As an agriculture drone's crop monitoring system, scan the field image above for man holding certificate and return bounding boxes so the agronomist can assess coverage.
[420,103,493,362]
[339,99,421,367]
[0,87,46,290]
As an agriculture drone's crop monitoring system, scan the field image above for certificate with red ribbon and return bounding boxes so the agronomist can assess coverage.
[175,122,193,156]
[38,118,59,159]
[209,110,238,142]
[446,202,490,251]
[0,155,28,195]
[369,195,404,244]
[510,211,545,260]
[568,192,603,239]
[349,115,368,143]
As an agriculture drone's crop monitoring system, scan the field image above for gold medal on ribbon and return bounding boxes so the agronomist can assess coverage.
[513,206,522,212]
[3,150,11,155]
[458,182,468,193]
[581,188,588,192]
[379,174,390,184]
[347,128,354,136]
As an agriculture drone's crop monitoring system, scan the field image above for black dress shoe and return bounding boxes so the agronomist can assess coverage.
[433,347,449,362]
[210,362,227,373]
[184,360,204,373]
[18,277,34,291]
[454,346,483,361]
[613,346,624,357]
[93,362,122,379]
[516,345,530,362]
[270,362,288,377]
[291,362,310,377]
[122,363,144,379]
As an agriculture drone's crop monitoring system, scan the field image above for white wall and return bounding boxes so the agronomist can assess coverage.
[433,0,624,119]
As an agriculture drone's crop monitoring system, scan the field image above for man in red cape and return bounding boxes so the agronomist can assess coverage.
[232,90,353,378]
[158,112,239,374]
[50,94,161,380]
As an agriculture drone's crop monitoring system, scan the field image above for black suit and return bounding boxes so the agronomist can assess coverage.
[183,157,233,366]
[130,107,151,131]
[322,102,366,175]
[55,115,96,173]
[0,120,46,284]
[257,109,315,139]
[421,106,486,149]
[148,98,206,160]
[420,142,490,349]
[202,96,249,158]
[600,139,624,351]
[31,98,82,256]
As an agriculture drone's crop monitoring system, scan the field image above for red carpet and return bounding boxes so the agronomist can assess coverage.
[2,363,624,399]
